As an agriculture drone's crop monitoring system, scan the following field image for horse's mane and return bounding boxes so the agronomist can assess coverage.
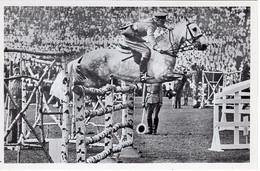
[155,21,186,43]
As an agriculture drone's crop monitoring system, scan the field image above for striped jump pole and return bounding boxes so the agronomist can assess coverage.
[99,78,117,163]
[119,81,140,158]
[74,90,86,163]
[60,56,71,163]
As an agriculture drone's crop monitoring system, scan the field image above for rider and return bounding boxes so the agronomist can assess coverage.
[120,12,168,82]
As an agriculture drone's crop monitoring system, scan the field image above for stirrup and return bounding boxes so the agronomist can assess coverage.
[140,76,146,82]
[140,73,153,82]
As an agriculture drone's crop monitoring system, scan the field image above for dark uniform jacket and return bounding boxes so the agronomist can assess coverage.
[174,75,187,94]
[145,83,163,104]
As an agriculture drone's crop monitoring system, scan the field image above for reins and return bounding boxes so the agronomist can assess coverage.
[155,22,203,58]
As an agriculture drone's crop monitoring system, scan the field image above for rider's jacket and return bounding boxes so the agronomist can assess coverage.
[121,18,160,47]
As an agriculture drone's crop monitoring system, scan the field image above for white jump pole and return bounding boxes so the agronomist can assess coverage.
[21,59,27,140]
[121,81,127,141]
[71,92,76,139]
[201,70,205,108]
[233,91,240,147]
[35,74,40,122]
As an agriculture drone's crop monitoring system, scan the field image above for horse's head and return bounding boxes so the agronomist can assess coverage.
[183,17,207,51]
[155,17,207,57]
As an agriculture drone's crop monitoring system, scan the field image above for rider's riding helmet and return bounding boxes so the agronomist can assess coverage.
[153,12,168,26]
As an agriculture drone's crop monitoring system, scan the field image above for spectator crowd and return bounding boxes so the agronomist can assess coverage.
[4,6,250,84]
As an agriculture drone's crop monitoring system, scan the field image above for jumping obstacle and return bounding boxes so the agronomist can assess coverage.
[209,80,250,151]
[5,48,140,163]
[49,80,140,163]
[4,60,56,163]
[4,48,66,163]
[200,71,223,108]
[74,82,139,163]
[200,71,242,108]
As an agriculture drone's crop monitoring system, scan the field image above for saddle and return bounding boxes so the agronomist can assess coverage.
[117,44,142,64]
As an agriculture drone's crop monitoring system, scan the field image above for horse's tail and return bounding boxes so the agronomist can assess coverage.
[50,70,66,101]
[49,60,77,102]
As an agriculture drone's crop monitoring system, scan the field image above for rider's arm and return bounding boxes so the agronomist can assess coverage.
[146,24,157,47]
[147,25,164,52]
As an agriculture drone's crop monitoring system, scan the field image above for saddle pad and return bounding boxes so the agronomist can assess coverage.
[116,44,132,54]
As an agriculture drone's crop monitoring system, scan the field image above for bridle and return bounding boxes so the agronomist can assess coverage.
[160,22,203,58]
[186,22,203,43]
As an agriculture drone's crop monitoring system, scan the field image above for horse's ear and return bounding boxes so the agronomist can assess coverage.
[184,16,190,22]
[191,16,197,21]
[185,16,197,23]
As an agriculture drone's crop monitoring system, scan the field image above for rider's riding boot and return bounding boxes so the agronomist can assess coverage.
[140,58,149,82]
[145,118,153,134]
[153,118,159,135]
[140,72,146,83]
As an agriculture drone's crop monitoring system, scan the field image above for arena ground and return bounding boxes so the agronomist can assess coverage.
[4,97,249,163]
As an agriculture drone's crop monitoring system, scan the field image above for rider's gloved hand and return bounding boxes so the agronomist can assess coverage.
[157,48,164,53]
[153,44,164,54]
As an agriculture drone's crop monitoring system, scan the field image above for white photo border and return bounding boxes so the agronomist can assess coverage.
[0,1,258,171]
